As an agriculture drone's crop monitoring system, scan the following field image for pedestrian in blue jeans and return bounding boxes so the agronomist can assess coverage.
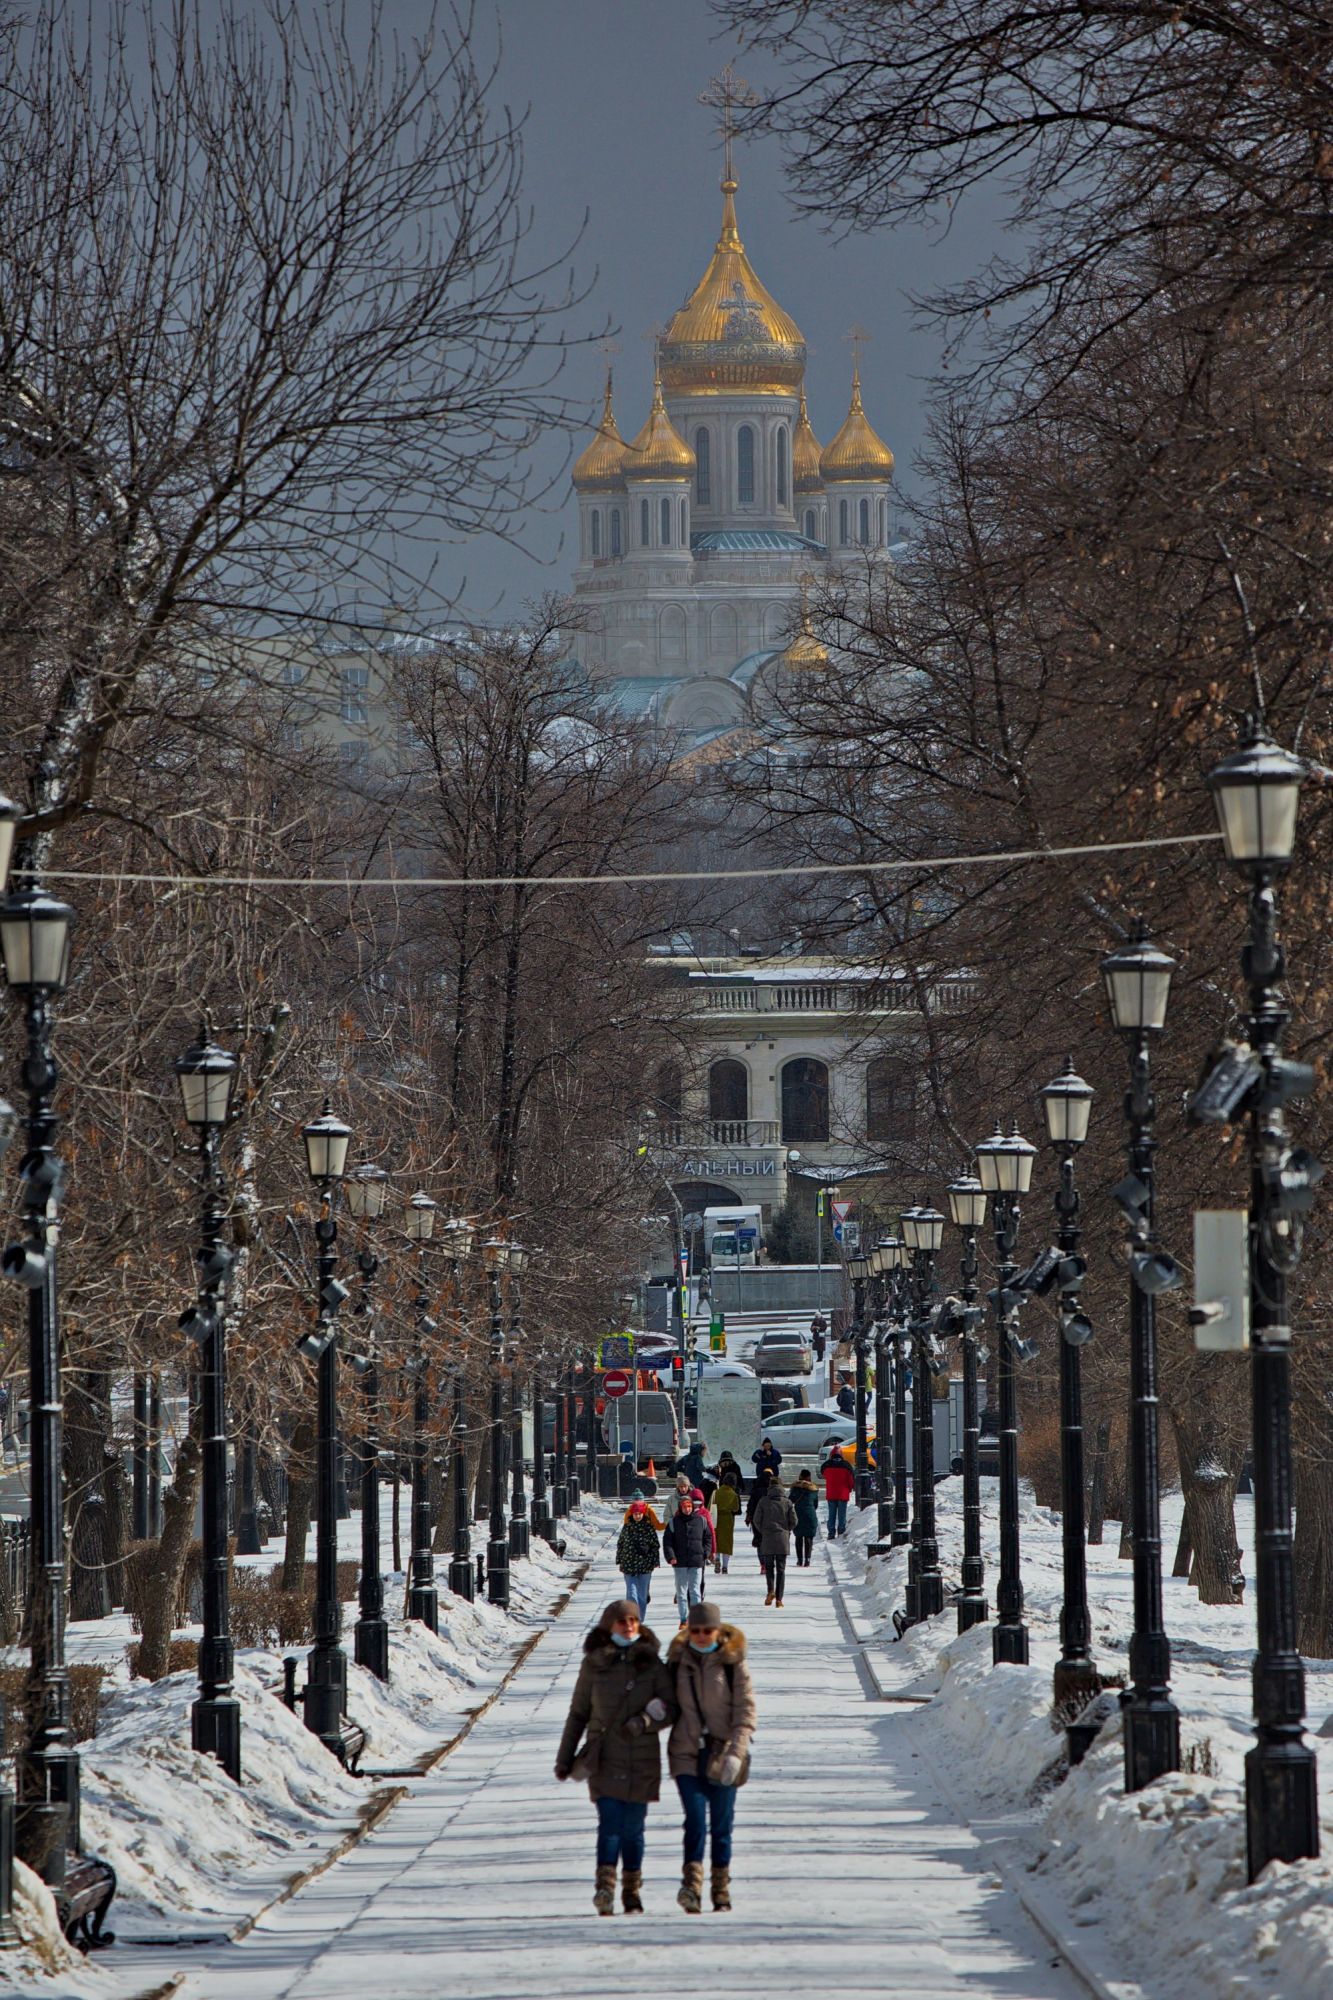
[555,1600,675,1915]
[667,1602,758,1912]
[616,1496,661,1616]
[822,1447,855,1539]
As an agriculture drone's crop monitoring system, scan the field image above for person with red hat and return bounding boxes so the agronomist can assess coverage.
[617,1495,662,1617]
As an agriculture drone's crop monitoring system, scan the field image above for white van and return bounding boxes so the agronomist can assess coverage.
[600,1390,680,1466]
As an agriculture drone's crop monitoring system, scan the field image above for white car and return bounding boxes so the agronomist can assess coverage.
[694,1353,755,1379]
[760,1408,854,1456]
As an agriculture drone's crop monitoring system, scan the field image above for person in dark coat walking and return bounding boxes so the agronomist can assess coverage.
[555,1600,676,1915]
[751,1476,797,1607]
[821,1446,855,1537]
[616,1497,661,1615]
[662,1492,712,1620]
[667,1602,758,1913]
[836,1377,856,1417]
[751,1437,783,1482]
[790,1468,819,1566]
[676,1438,708,1488]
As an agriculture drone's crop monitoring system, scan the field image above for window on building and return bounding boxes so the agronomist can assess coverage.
[859,497,871,545]
[839,498,849,546]
[737,424,755,504]
[611,509,622,557]
[680,498,688,544]
[777,426,789,506]
[590,509,601,557]
[696,428,711,506]
[781,1058,829,1143]
[278,659,305,687]
[339,739,370,774]
[866,1056,916,1144]
[804,509,816,540]
[880,498,888,546]
[709,1059,748,1124]
[660,495,671,545]
[654,1061,684,1138]
[339,666,369,725]
[640,497,650,546]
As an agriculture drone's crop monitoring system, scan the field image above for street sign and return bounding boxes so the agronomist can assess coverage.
[831,1199,853,1222]
[833,1221,860,1249]
[602,1368,630,1399]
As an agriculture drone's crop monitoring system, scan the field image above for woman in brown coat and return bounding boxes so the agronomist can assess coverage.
[555,1600,676,1915]
[666,1601,758,1913]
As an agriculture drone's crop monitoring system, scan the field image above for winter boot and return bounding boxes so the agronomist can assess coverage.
[594,1865,617,1916]
[764,1589,775,1605]
[622,1870,644,1914]
[711,1866,732,1912]
[677,1862,704,1914]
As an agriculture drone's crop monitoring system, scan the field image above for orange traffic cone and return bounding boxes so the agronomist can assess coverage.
[646,1458,656,1479]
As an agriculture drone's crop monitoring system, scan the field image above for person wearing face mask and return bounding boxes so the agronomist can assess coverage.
[616,1496,661,1615]
[666,1601,757,1914]
[555,1600,676,1915]
[662,1490,711,1622]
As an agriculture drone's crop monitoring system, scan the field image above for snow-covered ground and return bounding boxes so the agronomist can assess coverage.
[0,1503,604,1995]
[831,1472,1333,2000]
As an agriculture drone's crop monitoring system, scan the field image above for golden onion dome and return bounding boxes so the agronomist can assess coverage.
[660,178,806,397]
[792,388,824,494]
[572,373,627,490]
[783,582,829,672]
[819,364,895,483]
[624,371,695,480]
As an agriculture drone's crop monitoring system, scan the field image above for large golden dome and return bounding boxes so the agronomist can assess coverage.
[660,178,806,398]
[624,372,695,480]
[792,389,824,494]
[572,374,627,490]
[820,364,894,483]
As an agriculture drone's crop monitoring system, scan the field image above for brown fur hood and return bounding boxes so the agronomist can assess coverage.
[583,1625,662,1665]
[667,1622,746,1667]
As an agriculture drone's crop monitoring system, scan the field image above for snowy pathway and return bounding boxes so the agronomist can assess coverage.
[150,1525,1087,1999]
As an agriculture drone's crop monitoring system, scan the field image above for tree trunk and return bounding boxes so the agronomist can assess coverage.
[1168,1404,1242,1605]
[66,1369,112,1620]
[137,1417,203,1681]
[1172,1509,1193,1579]
[281,1417,315,1589]
[1086,1417,1110,1545]
[433,1450,453,1553]
[1294,1369,1333,1655]
[1118,1392,1134,1559]
[391,1462,402,1573]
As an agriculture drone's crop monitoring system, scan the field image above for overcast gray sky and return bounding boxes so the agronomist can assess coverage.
[432,0,1008,621]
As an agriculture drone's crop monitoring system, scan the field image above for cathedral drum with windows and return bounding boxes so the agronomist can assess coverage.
[570,166,894,741]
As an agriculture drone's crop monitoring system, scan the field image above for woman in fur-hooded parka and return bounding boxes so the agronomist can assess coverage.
[556,1611,676,1804]
[665,1621,757,1780]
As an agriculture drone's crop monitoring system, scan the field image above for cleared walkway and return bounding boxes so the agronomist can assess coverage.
[159,1522,1086,1999]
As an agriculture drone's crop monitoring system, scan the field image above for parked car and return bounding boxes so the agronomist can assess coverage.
[598,1389,680,1466]
[694,1353,755,1380]
[751,1329,813,1377]
[760,1408,854,1456]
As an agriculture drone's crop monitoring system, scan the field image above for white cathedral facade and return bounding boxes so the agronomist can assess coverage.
[568,169,896,740]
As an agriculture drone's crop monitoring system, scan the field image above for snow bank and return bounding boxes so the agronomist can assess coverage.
[835,1475,1333,2000]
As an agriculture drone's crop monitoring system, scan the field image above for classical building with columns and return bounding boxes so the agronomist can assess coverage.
[569,168,895,740]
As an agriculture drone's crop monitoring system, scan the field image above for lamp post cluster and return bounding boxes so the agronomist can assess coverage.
[859,722,1320,1882]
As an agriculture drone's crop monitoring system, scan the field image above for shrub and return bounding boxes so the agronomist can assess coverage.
[127,1638,198,1681]
[0,1662,107,1741]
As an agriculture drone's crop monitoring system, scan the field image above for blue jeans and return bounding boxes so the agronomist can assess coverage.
[826,1498,847,1537]
[622,1571,652,1615]
[677,1769,738,1867]
[673,1565,704,1619]
[596,1795,647,1870]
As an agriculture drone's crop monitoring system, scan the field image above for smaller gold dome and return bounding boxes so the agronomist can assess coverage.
[624,371,695,481]
[820,364,894,484]
[784,584,829,672]
[572,374,627,490]
[792,389,824,494]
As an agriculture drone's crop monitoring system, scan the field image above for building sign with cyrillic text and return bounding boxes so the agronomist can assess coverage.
[681,1157,777,1178]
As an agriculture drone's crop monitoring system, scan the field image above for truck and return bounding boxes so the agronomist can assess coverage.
[696,1375,764,1475]
[702,1202,763,1271]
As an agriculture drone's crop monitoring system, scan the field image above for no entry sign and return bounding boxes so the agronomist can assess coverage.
[602,1368,631,1399]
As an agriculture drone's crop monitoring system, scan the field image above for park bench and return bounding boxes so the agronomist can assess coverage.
[56,1848,116,1949]
[280,1656,366,1774]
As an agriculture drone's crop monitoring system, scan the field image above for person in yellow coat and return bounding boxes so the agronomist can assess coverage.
[711,1460,742,1574]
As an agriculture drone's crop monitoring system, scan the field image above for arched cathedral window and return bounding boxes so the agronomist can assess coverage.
[641,498,650,546]
[695,429,711,507]
[611,510,622,557]
[859,498,871,545]
[839,498,849,545]
[737,425,755,505]
[804,509,816,540]
[776,426,789,507]
[660,496,671,545]
[590,510,601,558]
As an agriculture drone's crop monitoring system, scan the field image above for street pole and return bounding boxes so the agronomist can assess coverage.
[530,1357,553,1543]
[566,1363,581,1507]
[848,1255,872,1507]
[483,1239,511,1607]
[345,1167,389,1681]
[1204,727,1320,1878]
[1039,1063,1100,1758]
[1,882,111,1915]
[947,1174,990,1634]
[976,1125,1036,1667]
[442,1221,477,1600]
[1102,928,1180,1789]
[902,1208,945,1623]
[297,1103,354,1763]
[507,1255,531,1558]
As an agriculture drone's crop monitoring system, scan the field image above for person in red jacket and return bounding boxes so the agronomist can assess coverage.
[821,1446,855,1538]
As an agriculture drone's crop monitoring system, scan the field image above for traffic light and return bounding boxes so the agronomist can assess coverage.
[671,1354,685,1378]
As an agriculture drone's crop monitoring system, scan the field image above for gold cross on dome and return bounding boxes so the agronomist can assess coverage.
[844,324,872,375]
[700,64,759,183]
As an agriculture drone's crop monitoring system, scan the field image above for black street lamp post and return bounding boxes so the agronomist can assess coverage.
[1101,925,1181,1790]
[406,1192,440,1634]
[847,1252,873,1507]
[947,1173,990,1634]
[506,1245,531,1558]
[552,1358,569,1519]
[1207,725,1320,1878]
[1039,1061,1101,1759]
[297,1101,356,1762]
[530,1349,553,1545]
[901,1206,946,1623]
[869,1239,907,1555]
[346,1166,390,1680]
[566,1364,582,1508]
[976,1123,1037,1666]
[2,877,113,1926]
[442,1218,477,1601]
[175,1028,241,1781]
[482,1238,511,1607]
[891,1262,911,1549]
